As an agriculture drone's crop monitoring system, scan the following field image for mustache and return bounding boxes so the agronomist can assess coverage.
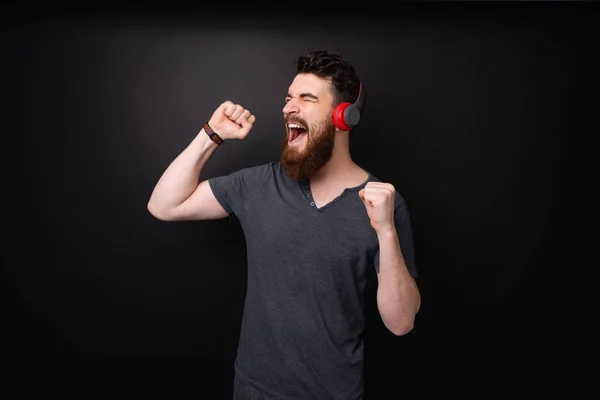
[284,116,308,127]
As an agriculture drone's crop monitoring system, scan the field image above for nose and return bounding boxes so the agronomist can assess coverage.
[282,98,299,116]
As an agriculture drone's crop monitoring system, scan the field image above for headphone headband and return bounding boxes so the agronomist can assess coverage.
[354,82,365,112]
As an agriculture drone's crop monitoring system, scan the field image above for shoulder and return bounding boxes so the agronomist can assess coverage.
[252,161,277,172]
[222,161,279,179]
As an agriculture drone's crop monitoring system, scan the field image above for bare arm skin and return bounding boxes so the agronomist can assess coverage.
[147,101,256,221]
[375,228,421,336]
[359,182,421,336]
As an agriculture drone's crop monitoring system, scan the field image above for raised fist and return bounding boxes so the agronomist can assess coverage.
[208,101,256,140]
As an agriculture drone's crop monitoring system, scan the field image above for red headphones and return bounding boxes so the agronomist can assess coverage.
[332,82,366,131]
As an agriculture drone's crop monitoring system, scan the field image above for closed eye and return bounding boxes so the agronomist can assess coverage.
[285,93,319,103]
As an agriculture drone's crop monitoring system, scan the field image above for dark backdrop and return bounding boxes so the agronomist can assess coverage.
[2,3,594,399]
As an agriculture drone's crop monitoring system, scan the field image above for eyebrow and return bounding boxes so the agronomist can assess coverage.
[285,92,319,101]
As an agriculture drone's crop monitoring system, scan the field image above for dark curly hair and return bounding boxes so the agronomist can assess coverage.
[294,50,365,125]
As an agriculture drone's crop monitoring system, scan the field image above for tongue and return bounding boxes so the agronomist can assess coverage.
[291,128,307,142]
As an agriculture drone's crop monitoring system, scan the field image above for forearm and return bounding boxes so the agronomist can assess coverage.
[148,129,218,213]
[376,228,421,336]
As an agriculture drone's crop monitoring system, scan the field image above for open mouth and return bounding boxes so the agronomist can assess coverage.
[288,123,308,145]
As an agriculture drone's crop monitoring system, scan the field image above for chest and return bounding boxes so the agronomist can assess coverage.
[241,188,379,274]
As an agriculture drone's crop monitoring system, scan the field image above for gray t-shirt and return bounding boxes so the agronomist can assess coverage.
[208,161,417,400]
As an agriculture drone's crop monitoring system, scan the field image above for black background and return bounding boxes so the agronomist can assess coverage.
[2,2,595,399]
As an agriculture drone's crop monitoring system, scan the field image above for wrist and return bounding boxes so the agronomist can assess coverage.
[203,122,224,145]
[376,226,397,240]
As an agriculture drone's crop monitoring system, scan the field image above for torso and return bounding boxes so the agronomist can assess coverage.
[219,162,379,399]
[207,161,417,400]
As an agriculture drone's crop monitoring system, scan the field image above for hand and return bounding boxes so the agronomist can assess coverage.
[358,182,396,234]
[208,101,256,140]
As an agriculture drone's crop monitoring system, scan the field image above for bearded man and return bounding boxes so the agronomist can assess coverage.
[147,50,420,400]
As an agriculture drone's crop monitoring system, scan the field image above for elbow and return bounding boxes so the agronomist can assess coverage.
[382,310,417,336]
[389,303,420,336]
[388,320,414,336]
[147,201,173,221]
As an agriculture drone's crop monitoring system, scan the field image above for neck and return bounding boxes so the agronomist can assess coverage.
[310,132,364,185]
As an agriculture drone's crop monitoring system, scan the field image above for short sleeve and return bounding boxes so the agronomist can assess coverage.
[207,163,271,219]
[374,194,418,278]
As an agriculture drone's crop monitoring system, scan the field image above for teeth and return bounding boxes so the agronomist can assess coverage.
[288,123,305,129]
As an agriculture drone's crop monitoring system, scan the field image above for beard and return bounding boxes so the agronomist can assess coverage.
[281,115,336,181]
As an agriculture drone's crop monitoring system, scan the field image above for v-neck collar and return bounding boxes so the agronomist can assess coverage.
[298,173,373,212]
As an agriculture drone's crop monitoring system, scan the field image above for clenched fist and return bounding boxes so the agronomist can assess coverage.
[208,101,256,140]
[358,182,396,234]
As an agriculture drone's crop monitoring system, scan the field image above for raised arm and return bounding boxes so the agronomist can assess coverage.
[147,101,256,221]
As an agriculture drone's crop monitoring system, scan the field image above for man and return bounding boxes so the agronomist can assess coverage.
[147,50,420,400]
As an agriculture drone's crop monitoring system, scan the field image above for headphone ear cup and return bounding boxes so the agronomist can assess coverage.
[333,102,351,131]
[344,105,360,128]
